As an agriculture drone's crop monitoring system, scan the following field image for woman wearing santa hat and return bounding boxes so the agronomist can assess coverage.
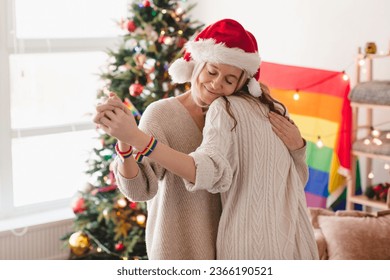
[94,18,318,260]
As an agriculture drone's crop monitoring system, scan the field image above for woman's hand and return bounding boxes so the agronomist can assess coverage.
[93,93,140,146]
[268,111,305,151]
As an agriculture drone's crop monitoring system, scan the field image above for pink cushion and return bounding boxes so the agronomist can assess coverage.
[309,208,390,260]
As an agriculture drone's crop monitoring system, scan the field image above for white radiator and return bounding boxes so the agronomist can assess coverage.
[0,219,73,260]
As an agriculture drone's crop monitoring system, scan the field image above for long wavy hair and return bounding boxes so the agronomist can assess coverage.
[222,81,287,131]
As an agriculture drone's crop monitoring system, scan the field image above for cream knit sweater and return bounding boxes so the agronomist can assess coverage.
[185,96,319,260]
[113,97,222,260]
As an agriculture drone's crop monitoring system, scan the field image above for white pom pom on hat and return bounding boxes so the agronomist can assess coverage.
[168,18,262,97]
[168,58,195,84]
[247,77,262,97]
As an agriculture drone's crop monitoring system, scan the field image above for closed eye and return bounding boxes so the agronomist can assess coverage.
[225,79,233,85]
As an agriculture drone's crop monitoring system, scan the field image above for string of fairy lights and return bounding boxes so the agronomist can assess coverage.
[290,53,390,179]
[360,125,390,179]
[290,61,351,149]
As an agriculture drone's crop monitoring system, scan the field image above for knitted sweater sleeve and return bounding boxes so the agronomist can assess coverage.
[113,102,168,202]
[184,99,235,194]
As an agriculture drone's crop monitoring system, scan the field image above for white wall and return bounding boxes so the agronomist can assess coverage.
[190,0,390,187]
[191,0,389,82]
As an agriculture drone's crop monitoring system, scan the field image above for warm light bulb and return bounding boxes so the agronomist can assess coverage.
[175,7,184,15]
[368,172,374,179]
[363,138,370,145]
[117,198,127,208]
[161,9,167,14]
[97,247,102,253]
[164,37,173,45]
[372,138,383,146]
[358,59,365,66]
[371,129,380,137]
[386,133,390,139]
[342,72,349,81]
[293,92,300,101]
[316,136,324,148]
[384,164,390,170]
[136,214,146,225]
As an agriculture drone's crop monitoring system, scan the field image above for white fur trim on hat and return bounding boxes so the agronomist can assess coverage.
[247,78,262,97]
[187,38,261,76]
[168,58,195,83]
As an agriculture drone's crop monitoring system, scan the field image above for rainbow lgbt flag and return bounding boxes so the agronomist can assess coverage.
[124,97,141,120]
[260,62,353,209]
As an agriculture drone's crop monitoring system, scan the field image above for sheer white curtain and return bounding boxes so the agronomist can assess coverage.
[0,0,127,223]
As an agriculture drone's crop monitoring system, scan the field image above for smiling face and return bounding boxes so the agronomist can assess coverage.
[195,63,245,105]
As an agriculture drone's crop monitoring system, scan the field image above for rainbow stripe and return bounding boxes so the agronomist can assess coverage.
[124,98,141,119]
[143,138,158,156]
[115,142,133,163]
[135,136,158,163]
[260,62,353,209]
[134,153,144,163]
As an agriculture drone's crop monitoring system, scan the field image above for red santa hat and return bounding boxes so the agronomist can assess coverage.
[168,18,262,97]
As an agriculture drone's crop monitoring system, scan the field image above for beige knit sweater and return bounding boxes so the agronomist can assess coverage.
[113,97,222,260]
[185,96,319,260]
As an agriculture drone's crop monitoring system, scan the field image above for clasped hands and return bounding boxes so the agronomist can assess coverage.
[93,93,140,147]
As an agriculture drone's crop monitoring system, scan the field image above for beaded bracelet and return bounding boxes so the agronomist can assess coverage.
[135,136,158,163]
[115,142,133,163]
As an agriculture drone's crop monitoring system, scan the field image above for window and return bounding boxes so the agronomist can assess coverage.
[0,0,127,222]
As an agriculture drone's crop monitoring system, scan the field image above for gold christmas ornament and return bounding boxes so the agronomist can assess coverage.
[365,42,377,54]
[68,231,90,256]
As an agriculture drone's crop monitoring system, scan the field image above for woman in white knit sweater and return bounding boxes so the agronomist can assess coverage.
[94,19,318,259]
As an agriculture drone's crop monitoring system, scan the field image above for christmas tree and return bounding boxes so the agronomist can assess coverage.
[62,0,203,260]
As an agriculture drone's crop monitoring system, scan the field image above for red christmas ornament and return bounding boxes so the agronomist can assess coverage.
[379,188,388,200]
[373,184,384,193]
[129,202,137,209]
[115,242,125,252]
[129,83,144,97]
[143,0,151,7]
[177,37,187,48]
[158,36,165,44]
[127,20,136,32]
[72,197,87,214]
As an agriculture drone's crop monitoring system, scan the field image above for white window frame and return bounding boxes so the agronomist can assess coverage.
[0,0,123,225]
